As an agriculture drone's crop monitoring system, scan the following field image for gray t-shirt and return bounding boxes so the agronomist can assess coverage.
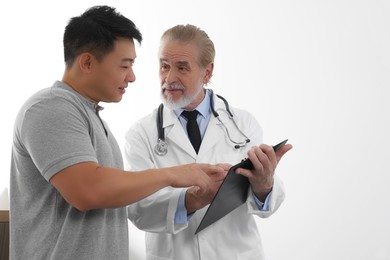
[10,81,128,259]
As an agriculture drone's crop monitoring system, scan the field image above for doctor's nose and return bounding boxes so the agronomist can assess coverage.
[164,70,177,85]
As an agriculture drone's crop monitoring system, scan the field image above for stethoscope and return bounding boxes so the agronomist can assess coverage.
[154,90,251,156]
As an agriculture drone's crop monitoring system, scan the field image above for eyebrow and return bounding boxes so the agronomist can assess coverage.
[160,58,189,65]
[160,59,189,67]
[176,61,189,67]
[122,58,135,63]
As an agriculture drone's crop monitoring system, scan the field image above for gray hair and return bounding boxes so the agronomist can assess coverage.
[160,24,215,67]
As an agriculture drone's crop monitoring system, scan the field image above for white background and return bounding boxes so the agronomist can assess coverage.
[1,0,390,259]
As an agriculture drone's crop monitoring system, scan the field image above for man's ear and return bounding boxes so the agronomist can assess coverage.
[203,62,214,84]
[78,53,93,72]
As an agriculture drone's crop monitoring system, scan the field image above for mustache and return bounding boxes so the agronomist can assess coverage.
[162,83,185,90]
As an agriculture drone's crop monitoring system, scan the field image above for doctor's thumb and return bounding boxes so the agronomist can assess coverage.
[276,143,293,162]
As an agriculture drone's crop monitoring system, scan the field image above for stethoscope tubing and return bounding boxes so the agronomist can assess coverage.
[154,89,250,156]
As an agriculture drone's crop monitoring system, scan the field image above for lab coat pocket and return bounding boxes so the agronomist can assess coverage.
[145,233,172,259]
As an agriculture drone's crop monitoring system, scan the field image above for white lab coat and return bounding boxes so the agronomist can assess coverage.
[124,92,285,260]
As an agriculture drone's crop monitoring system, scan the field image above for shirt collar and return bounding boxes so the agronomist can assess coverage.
[55,80,104,112]
[173,89,211,119]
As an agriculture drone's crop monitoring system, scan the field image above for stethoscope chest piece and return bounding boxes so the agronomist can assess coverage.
[154,138,168,156]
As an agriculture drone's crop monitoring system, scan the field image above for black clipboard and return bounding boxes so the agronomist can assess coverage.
[195,139,288,234]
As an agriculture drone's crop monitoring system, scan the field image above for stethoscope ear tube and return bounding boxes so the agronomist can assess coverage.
[215,93,233,118]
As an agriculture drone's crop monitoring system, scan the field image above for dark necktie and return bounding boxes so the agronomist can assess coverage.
[181,110,201,154]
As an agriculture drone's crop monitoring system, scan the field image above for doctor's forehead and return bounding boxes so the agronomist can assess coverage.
[159,41,199,64]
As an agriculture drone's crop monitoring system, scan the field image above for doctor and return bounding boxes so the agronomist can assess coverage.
[124,24,292,260]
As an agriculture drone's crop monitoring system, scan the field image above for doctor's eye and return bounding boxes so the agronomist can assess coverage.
[178,66,189,72]
[160,63,170,71]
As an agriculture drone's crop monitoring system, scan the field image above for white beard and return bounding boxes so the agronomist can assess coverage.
[161,82,204,110]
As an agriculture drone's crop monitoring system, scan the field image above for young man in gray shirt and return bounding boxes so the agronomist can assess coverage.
[10,6,226,260]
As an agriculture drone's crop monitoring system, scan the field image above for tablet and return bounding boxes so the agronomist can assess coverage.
[195,139,288,234]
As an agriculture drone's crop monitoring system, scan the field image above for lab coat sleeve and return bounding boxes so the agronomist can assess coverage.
[230,107,286,218]
[124,120,188,234]
[246,174,286,217]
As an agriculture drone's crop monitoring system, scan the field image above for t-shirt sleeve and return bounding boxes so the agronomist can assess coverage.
[20,97,97,181]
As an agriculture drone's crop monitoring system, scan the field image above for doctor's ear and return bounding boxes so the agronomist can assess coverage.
[203,62,214,84]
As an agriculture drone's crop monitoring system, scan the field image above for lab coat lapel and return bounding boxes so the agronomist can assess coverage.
[163,108,198,159]
[198,96,227,155]
[198,115,224,155]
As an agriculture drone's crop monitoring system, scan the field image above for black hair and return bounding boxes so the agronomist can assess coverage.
[63,5,142,67]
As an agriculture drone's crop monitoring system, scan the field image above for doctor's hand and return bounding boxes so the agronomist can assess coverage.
[185,163,230,214]
[236,143,293,202]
